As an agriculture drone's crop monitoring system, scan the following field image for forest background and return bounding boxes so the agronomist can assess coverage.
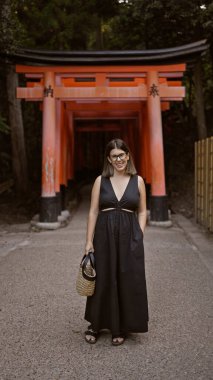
[0,0,213,223]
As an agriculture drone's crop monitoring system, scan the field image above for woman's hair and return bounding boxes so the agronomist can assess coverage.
[102,138,137,177]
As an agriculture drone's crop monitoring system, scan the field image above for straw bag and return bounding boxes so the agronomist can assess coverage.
[76,251,96,296]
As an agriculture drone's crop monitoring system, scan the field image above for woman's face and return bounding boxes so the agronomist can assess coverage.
[108,148,129,173]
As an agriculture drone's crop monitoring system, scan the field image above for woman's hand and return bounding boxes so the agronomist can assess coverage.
[85,242,94,255]
[138,176,147,233]
[85,176,101,256]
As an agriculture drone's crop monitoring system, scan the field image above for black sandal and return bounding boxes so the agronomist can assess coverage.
[85,327,98,344]
[112,334,126,346]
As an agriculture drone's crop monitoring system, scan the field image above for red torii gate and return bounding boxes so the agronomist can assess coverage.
[13,41,207,226]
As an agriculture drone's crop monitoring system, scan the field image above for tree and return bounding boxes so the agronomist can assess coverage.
[0,0,28,193]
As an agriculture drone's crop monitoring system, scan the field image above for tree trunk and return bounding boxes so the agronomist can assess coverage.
[194,58,207,140]
[6,64,28,193]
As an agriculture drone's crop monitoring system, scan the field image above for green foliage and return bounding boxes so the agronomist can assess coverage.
[203,52,213,110]
[0,0,26,52]
[16,0,119,50]
[105,0,213,49]
[0,115,10,134]
[9,1,213,54]
[17,0,91,49]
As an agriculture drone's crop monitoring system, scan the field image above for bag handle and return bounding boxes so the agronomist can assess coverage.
[81,251,96,281]
[88,251,95,267]
[81,251,95,269]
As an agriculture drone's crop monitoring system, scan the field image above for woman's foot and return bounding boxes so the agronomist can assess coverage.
[112,334,126,346]
[85,327,98,344]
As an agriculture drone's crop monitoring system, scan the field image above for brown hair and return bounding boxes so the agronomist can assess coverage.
[102,138,137,177]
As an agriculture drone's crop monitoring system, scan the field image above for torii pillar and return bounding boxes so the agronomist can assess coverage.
[147,71,169,222]
[40,71,58,222]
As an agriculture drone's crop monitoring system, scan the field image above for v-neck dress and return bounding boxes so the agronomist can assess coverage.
[84,175,149,335]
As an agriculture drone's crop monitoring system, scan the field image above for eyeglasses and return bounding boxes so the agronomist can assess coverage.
[110,153,127,162]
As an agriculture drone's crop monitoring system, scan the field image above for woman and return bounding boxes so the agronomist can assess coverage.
[84,138,148,346]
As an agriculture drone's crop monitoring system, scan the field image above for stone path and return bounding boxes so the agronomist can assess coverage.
[0,190,212,380]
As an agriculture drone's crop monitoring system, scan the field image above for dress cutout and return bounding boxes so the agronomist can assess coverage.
[84,175,149,335]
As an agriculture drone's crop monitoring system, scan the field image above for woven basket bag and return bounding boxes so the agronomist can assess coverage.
[76,252,96,296]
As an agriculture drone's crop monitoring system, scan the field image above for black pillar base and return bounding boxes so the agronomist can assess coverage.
[67,179,77,201]
[145,183,151,210]
[60,184,67,211]
[56,192,62,215]
[67,179,74,190]
[150,195,169,221]
[40,196,58,222]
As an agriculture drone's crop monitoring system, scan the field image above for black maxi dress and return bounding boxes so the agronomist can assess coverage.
[85,174,149,335]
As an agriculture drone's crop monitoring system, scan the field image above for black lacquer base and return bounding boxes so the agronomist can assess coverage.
[40,196,58,222]
[56,192,62,215]
[150,195,169,221]
[60,184,67,211]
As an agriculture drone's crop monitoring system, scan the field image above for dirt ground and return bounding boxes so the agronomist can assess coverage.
[168,173,195,219]
[0,188,40,225]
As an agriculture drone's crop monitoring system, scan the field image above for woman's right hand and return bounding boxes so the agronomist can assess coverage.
[85,242,94,255]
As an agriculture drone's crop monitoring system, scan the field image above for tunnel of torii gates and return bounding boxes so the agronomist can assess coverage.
[12,40,207,224]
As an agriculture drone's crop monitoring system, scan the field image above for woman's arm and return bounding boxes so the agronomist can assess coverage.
[85,176,101,254]
[138,176,147,233]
